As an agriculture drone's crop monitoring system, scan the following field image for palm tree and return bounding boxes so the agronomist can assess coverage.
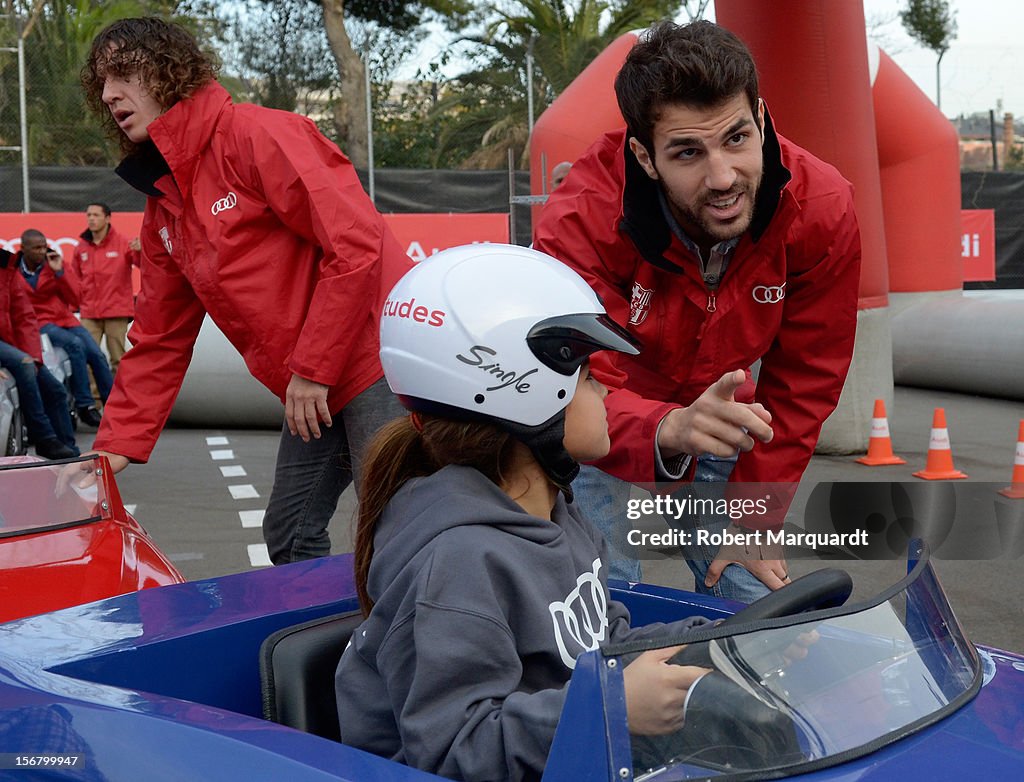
[432,0,681,169]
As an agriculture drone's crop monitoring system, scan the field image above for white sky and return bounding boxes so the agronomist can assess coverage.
[401,1,1023,120]
[708,0,1024,118]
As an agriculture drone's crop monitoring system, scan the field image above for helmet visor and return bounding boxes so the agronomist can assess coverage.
[526,313,641,376]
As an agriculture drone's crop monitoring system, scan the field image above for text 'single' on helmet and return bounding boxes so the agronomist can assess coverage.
[379,243,640,495]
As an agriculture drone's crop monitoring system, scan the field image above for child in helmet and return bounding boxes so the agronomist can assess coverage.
[335,244,713,781]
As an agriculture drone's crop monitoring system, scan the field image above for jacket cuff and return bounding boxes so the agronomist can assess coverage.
[653,415,692,480]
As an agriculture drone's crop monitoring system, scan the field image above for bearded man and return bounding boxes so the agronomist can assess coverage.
[534,20,861,600]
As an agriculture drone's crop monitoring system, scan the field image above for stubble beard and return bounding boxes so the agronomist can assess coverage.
[669,179,760,247]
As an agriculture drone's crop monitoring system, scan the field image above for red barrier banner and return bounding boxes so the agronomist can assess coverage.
[0,210,510,283]
[384,213,509,261]
[961,209,995,282]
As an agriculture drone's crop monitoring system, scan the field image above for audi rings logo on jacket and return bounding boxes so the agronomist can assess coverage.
[752,281,786,304]
[211,191,238,216]
[547,558,609,669]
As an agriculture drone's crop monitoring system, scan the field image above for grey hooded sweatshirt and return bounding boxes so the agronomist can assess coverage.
[335,465,708,782]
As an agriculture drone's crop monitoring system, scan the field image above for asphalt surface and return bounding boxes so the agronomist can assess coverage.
[77,383,1024,653]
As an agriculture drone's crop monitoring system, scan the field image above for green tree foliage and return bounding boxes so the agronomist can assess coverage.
[346,0,469,32]
[0,1,216,165]
[373,59,455,168]
[222,0,337,114]
[2,0,684,169]
[1005,143,1024,171]
[316,0,472,166]
[219,1,456,165]
[899,0,957,109]
[429,0,682,169]
[678,0,709,21]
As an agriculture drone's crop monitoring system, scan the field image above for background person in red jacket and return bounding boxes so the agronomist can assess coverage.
[533,21,860,601]
[79,17,410,564]
[0,248,78,460]
[16,230,112,428]
[72,202,140,377]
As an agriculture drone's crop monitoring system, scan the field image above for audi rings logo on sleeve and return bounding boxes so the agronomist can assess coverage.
[752,281,786,304]
[210,192,238,216]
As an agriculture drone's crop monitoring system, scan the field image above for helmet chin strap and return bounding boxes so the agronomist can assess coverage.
[502,412,579,503]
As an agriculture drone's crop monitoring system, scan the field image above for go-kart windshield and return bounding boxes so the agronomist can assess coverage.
[602,545,980,780]
[0,456,108,537]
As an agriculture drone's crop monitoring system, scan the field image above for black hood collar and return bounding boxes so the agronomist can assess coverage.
[115,140,171,198]
[620,106,793,274]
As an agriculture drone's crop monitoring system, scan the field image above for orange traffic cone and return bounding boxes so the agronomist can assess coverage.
[913,408,968,480]
[998,420,1024,499]
[856,399,906,466]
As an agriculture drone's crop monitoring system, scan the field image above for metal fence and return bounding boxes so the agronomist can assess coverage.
[0,165,534,239]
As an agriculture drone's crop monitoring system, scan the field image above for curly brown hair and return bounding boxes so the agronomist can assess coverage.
[81,17,220,157]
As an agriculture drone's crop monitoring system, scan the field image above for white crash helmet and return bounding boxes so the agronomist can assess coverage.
[380,243,640,491]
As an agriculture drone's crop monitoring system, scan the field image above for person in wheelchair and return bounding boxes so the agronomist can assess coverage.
[334,245,718,781]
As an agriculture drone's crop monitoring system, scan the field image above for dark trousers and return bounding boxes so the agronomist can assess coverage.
[263,378,405,564]
[0,340,77,449]
[40,324,114,407]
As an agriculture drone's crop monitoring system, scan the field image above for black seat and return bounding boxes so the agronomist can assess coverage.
[259,610,363,741]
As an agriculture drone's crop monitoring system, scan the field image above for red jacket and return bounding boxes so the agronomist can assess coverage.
[94,81,413,462]
[534,116,860,499]
[0,250,43,362]
[71,225,139,319]
[15,252,81,329]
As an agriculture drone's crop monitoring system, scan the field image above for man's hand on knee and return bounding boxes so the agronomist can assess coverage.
[705,526,789,591]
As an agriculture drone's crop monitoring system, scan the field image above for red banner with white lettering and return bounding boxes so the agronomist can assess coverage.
[1,211,510,293]
[961,209,995,282]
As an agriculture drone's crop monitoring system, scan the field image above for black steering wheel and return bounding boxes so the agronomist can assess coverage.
[717,567,853,626]
[637,569,854,775]
[670,567,853,669]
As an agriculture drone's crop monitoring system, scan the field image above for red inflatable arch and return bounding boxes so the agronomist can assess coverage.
[528,1,966,449]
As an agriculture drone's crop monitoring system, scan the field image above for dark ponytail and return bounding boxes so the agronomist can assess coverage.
[354,415,518,615]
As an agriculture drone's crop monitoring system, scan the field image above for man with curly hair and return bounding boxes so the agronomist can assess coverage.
[80,17,412,564]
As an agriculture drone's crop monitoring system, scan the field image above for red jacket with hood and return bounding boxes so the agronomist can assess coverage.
[1,250,43,362]
[93,81,413,463]
[71,225,139,319]
[16,251,81,329]
[534,115,860,511]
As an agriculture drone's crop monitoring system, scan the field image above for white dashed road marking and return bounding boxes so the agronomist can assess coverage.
[247,543,272,567]
[170,552,205,562]
[239,510,265,528]
[124,504,137,515]
[229,484,259,500]
[208,435,270,568]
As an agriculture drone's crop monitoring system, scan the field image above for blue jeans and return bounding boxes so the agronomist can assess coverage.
[571,456,770,602]
[263,378,406,564]
[675,454,769,603]
[0,340,77,450]
[572,464,641,582]
[40,324,113,407]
